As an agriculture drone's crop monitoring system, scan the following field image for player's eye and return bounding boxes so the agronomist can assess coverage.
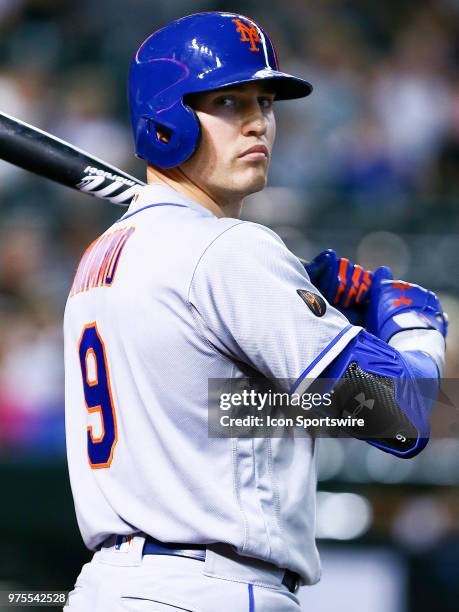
[258,96,274,110]
[215,95,236,107]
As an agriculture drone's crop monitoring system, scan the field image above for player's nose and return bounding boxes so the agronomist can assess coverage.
[241,101,268,137]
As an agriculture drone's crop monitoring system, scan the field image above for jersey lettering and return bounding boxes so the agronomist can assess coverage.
[70,227,135,296]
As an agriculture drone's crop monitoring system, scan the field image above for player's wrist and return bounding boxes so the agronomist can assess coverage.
[389,329,446,377]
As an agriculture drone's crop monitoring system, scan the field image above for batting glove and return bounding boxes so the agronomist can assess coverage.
[366,267,448,343]
[305,249,390,325]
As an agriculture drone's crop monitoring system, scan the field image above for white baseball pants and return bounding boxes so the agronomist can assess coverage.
[64,535,302,612]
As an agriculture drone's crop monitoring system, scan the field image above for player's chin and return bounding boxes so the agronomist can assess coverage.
[239,165,269,193]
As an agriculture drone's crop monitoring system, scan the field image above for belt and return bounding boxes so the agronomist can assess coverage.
[142,536,300,594]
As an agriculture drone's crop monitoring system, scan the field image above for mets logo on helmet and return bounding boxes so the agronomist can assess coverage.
[232,18,261,52]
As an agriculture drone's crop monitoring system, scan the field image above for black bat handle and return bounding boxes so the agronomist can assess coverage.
[0,112,145,205]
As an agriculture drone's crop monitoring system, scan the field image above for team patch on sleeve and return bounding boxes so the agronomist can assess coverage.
[70,227,135,296]
[297,289,327,317]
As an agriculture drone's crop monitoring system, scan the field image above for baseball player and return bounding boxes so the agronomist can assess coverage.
[63,12,447,612]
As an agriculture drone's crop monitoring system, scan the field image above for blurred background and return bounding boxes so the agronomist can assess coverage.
[0,0,458,610]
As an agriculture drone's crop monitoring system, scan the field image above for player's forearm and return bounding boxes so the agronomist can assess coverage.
[318,329,440,458]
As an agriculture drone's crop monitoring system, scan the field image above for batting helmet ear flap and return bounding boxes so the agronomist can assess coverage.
[146,119,172,144]
[134,101,201,169]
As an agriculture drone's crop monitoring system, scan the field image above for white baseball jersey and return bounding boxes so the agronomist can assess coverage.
[64,184,361,584]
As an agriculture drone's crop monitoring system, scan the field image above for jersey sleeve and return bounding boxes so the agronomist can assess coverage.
[188,222,361,391]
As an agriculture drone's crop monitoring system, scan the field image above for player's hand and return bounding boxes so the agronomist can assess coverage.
[305,249,388,325]
[366,267,448,342]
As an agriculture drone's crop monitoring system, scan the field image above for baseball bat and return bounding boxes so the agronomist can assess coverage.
[0,111,144,205]
[0,111,309,265]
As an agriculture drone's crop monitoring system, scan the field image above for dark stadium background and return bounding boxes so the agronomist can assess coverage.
[0,1,458,610]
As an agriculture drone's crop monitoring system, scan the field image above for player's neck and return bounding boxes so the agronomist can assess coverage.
[146,165,243,219]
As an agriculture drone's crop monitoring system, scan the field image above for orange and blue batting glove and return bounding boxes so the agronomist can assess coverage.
[305,249,391,326]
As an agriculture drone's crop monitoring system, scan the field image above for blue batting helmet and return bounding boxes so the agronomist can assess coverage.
[128,12,313,169]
